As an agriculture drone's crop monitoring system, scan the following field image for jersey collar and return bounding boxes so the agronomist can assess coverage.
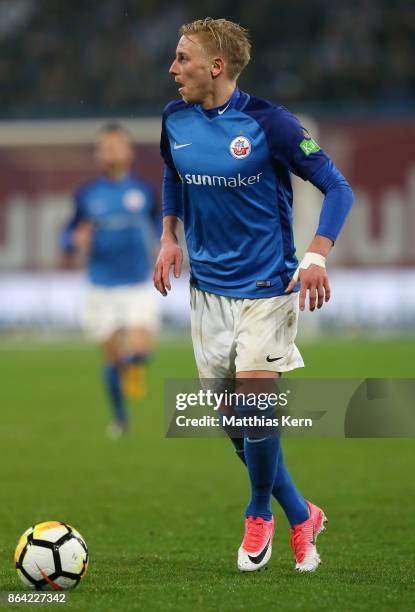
[197,87,242,119]
[100,173,131,185]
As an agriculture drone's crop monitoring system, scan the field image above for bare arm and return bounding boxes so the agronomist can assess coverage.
[153,216,183,296]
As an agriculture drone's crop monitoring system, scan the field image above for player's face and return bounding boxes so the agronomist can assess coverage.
[169,35,214,104]
[95,131,133,177]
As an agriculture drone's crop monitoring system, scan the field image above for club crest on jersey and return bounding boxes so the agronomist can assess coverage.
[230,136,251,159]
[123,189,145,211]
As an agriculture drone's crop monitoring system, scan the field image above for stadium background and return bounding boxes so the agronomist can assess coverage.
[0,1,414,611]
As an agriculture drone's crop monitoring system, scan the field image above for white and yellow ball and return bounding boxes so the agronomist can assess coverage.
[15,521,88,590]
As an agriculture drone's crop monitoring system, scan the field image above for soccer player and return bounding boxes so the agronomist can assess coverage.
[154,18,353,571]
[62,124,160,438]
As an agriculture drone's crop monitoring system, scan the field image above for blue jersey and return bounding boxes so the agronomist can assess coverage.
[62,175,159,286]
[161,88,353,298]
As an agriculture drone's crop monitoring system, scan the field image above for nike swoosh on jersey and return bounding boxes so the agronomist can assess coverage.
[218,103,231,115]
[247,537,271,564]
[173,142,192,149]
[266,355,283,362]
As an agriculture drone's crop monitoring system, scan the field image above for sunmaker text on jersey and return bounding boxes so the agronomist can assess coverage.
[183,172,263,187]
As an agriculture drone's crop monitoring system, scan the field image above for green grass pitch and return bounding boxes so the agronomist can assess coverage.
[0,337,414,611]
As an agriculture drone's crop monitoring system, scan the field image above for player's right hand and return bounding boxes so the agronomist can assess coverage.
[153,240,183,296]
[73,222,93,252]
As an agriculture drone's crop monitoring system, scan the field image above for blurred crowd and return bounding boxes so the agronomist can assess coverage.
[1,0,414,117]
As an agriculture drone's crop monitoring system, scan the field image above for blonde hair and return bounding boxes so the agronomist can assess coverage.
[179,17,251,80]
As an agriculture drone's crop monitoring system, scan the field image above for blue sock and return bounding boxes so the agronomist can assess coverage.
[103,364,127,424]
[244,436,280,521]
[233,438,308,526]
[272,447,309,526]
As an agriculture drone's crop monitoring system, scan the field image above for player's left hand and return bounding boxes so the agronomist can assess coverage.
[285,264,331,311]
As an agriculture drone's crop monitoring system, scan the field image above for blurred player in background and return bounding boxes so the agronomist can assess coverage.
[155,19,353,571]
[62,124,160,438]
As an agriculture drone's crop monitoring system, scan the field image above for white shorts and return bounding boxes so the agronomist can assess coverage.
[190,288,304,378]
[82,283,160,342]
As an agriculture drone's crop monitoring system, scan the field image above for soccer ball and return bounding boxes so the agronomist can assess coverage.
[15,521,88,590]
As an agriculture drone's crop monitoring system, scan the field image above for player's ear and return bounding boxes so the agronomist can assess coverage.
[210,57,225,79]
